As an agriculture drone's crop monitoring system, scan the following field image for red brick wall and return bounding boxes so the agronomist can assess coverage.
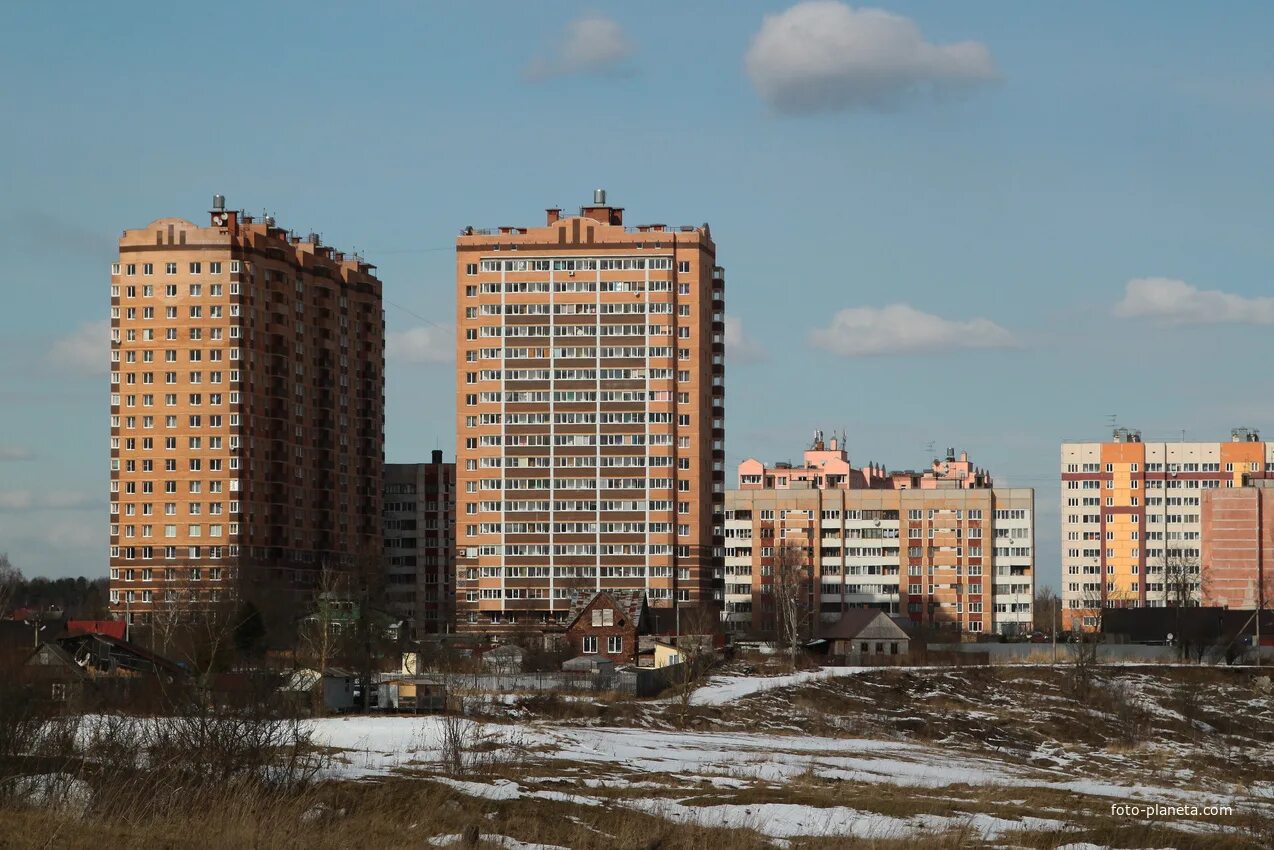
[1202,488,1274,608]
[564,596,638,665]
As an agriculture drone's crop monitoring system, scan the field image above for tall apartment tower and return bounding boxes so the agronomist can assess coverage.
[454,191,726,633]
[384,453,457,636]
[1060,427,1273,631]
[726,437,1034,637]
[108,198,385,622]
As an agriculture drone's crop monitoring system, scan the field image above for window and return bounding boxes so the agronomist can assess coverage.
[607,635,623,654]
[165,262,177,275]
[582,636,598,654]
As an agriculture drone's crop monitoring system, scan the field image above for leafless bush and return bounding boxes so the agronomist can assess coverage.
[1067,639,1099,699]
[84,714,143,772]
[1174,681,1204,737]
[1100,682,1147,747]
[143,697,325,790]
[0,683,44,774]
[437,712,482,776]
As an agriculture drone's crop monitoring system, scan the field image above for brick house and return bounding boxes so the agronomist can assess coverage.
[563,591,651,666]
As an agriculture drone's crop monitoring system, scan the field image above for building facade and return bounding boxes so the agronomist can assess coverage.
[454,191,726,633]
[1060,428,1274,631]
[108,198,384,621]
[384,454,456,636]
[725,438,1034,637]
[1201,481,1274,610]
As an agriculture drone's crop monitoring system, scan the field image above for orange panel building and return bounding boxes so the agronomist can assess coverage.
[453,191,725,634]
[1061,428,1273,631]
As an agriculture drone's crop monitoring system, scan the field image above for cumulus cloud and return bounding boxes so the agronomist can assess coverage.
[808,303,1017,356]
[725,315,766,364]
[525,14,634,80]
[1114,277,1274,325]
[0,447,33,462]
[745,1,997,114]
[0,491,100,512]
[386,326,453,364]
[50,320,110,376]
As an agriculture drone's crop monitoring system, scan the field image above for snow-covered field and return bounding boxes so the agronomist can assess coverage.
[307,711,1259,842]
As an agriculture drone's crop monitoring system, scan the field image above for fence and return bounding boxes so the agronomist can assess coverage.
[925,642,1274,664]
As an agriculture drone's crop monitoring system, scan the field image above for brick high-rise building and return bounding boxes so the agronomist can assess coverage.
[454,191,726,633]
[107,197,384,622]
[384,453,456,636]
[725,435,1034,638]
[1060,428,1274,631]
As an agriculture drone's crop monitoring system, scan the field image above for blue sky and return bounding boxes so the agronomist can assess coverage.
[3,1,1274,591]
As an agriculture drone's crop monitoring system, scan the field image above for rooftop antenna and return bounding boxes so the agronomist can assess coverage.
[1106,413,1118,430]
[924,441,936,458]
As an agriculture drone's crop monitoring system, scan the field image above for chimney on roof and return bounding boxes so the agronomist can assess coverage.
[431,449,443,464]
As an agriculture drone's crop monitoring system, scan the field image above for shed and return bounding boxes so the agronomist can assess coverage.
[285,668,356,713]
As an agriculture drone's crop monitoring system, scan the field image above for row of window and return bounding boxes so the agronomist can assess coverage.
[1066,461,1271,473]
[110,546,236,560]
[112,261,238,276]
[472,258,680,273]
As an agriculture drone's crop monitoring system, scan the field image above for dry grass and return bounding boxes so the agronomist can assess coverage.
[0,776,776,850]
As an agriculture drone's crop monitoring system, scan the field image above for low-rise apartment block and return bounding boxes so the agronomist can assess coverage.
[725,435,1034,638]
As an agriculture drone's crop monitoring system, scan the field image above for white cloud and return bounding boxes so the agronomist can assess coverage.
[50,320,109,376]
[1114,277,1274,325]
[386,326,453,364]
[0,490,100,512]
[724,316,766,363]
[0,447,32,462]
[745,1,997,114]
[525,14,634,80]
[808,303,1017,356]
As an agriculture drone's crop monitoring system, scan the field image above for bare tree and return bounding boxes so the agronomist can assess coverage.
[297,563,350,675]
[1162,549,1204,609]
[0,554,23,618]
[773,540,813,667]
[1159,550,1207,661]
[670,601,721,727]
[1033,585,1061,635]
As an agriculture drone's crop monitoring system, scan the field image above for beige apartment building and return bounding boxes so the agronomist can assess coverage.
[1060,427,1274,631]
[384,454,456,636]
[108,197,384,621]
[454,191,726,633]
[726,438,1034,637]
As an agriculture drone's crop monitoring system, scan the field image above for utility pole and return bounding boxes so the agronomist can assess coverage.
[1052,596,1058,665]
